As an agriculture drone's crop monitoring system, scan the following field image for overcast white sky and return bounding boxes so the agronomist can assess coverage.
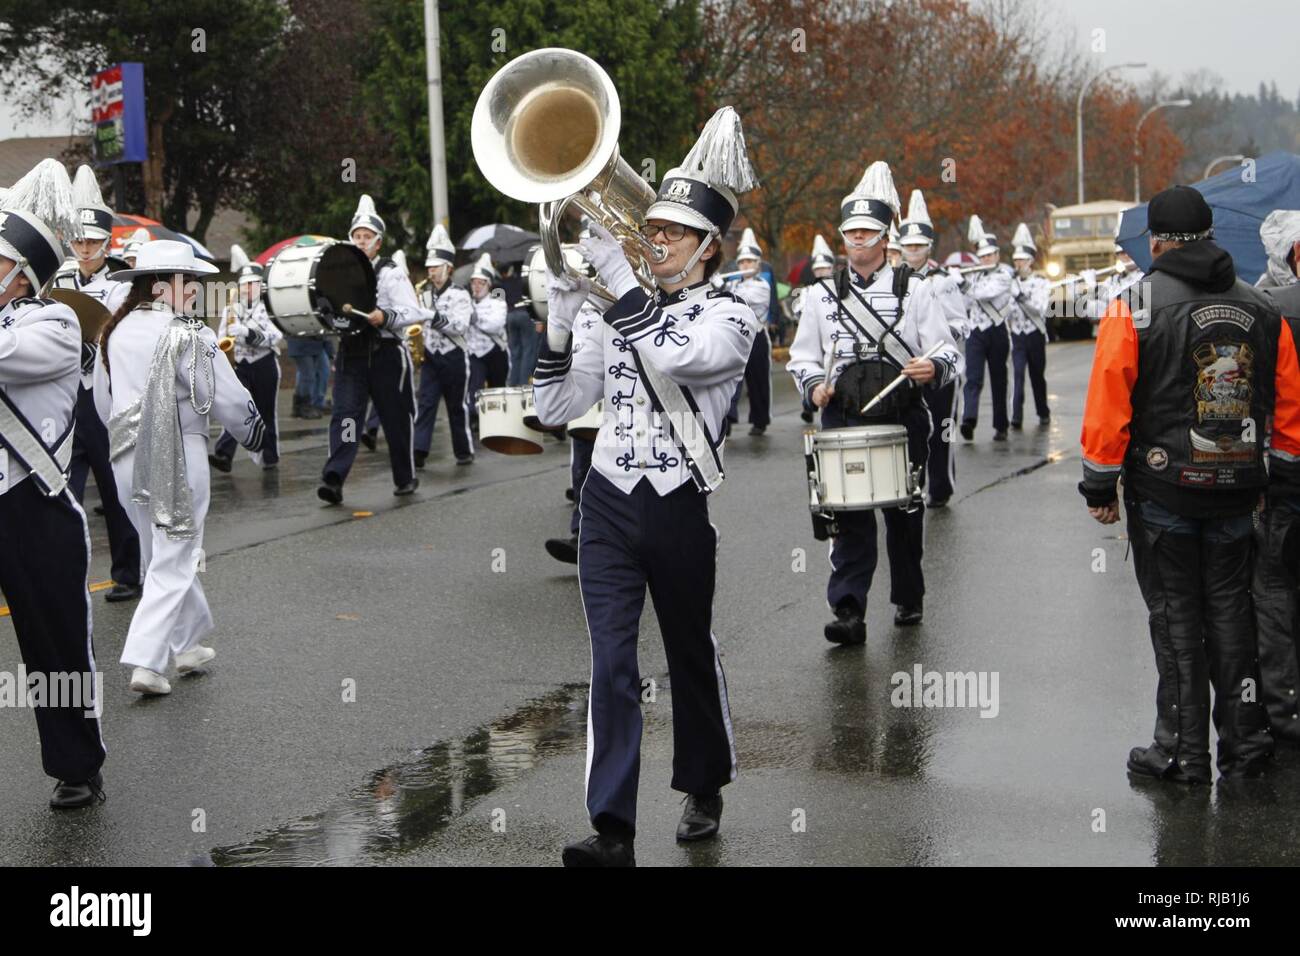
[1,0,1296,138]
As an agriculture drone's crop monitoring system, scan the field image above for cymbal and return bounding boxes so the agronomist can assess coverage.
[48,288,113,343]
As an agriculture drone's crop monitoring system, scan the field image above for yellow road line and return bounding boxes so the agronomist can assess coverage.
[0,580,114,618]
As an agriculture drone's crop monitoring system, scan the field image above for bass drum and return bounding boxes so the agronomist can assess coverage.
[262,241,377,337]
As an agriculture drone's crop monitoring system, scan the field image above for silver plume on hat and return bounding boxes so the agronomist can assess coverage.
[849,161,900,215]
[5,158,82,240]
[905,189,931,226]
[679,106,760,194]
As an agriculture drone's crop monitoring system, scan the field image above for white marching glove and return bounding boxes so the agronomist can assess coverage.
[709,272,726,291]
[580,220,639,299]
[545,271,589,351]
[1116,258,1131,274]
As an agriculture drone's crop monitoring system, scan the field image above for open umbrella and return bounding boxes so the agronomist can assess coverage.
[255,234,332,265]
[461,223,540,265]
[1118,151,1300,282]
[108,213,215,260]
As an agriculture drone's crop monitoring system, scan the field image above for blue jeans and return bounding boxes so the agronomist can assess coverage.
[287,338,331,407]
[507,309,540,386]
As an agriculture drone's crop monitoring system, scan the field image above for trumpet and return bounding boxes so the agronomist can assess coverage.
[472,48,666,303]
[953,262,997,276]
[1049,264,1121,290]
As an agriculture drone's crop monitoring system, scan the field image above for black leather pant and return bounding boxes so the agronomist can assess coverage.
[1251,497,1300,742]
[1126,498,1273,778]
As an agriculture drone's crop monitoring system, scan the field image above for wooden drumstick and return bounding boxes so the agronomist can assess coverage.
[859,342,945,414]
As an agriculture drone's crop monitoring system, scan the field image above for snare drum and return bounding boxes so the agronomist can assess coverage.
[566,401,604,441]
[477,386,544,455]
[262,240,376,337]
[805,425,912,511]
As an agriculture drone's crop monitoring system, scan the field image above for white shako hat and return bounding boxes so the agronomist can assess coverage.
[71,164,114,241]
[968,214,998,257]
[349,193,385,237]
[391,249,408,275]
[109,239,219,281]
[644,106,758,238]
[1011,223,1037,261]
[840,160,900,233]
[470,252,496,282]
[0,158,80,292]
[230,243,264,285]
[123,227,150,259]
[899,189,935,246]
[1260,209,1300,285]
[887,221,902,251]
[425,224,454,267]
[810,233,835,270]
[736,227,762,262]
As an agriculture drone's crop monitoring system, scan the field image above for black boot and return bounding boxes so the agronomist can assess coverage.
[317,476,343,505]
[208,453,233,474]
[1127,745,1209,785]
[824,600,866,645]
[562,833,635,867]
[676,792,723,841]
[894,602,923,626]
[545,536,579,564]
[50,772,105,810]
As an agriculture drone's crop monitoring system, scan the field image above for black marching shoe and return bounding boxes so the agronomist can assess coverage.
[928,497,949,509]
[1009,420,1023,431]
[677,792,723,842]
[317,478,343,505]
[413,450,428,470]
[800,409,814,424]
[104,582,141,603]
[208,453,233,473]
[564,486,576,502]
[749,425,766,436]
[894,603,923,626]
[992,430,1008,441]
[1126,746,1210,785]
[562,833,635,867]
[394,478,420,496]
[959,421,975,441]
[1038,415,1051,426]
[824,602,866,646]
[50,772,105,810]
[545,536,579,564]
[455,454,475,466]
[360,429,378,452]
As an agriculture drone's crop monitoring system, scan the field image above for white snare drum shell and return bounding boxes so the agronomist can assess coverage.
[810,425,910,510]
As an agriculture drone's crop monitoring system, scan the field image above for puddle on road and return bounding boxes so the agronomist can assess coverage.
[204,684,589,866]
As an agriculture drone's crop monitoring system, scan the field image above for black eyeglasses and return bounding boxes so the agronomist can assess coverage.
[639,222,688,242]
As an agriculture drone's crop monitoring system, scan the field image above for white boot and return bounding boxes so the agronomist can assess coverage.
[174,645,216,674]
[130,667,172,696]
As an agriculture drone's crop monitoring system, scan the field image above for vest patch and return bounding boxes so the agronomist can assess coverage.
[1146,447,1169,471]
[1190,304,1254,331]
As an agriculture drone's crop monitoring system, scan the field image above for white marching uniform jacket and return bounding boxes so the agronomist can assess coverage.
[731,276,772,327]
[92,305,264,449]
[533,280,761,495]
[218,299,283,364]
[1085,269,1144,320]
[786,264,963,403]
[419,281,473,354]
[0,297,80,495]
[1007,274,1051,336]
[962,264,1016,331]
[369,257,424,339]
[53,260,131,388]
[465,292,507,357]
[917,264,972,341]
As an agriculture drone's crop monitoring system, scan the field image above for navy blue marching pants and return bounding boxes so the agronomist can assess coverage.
[823,402,930,613]
[0,480,106,783]
[924,377,958,504]
[323,340,414,488]
[569,435,594,536]
[214,353,281,465]
[729,329,771,429]
[414,347,473,459]
[962,324,1010,433]
[69,385,140,587]
[1010,329,1050,425]
[577,470,736,835]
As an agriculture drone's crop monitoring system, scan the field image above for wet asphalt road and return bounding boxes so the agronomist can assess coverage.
[4,341,1300,866]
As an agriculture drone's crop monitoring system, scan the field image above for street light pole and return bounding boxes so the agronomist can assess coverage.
[1203,154,1247,181]
[1077,61,1146,204]
[1134,99,1191,203]
[424,0,450,232]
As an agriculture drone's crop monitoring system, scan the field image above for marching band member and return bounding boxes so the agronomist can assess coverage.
[1081,186,1284,782]
[898,189,967,507]
[533,107,760,866]
[121,227,149,268]
[317,195,422,505]
[210,244,283,472]
[796,234,838,425]
[721,227,773,436]
[1252,209,1300,742]
[53,165,142,603]
[954,215,1013,442]
[465,252,509,422]
[1007,223,1051,429]
[414,225,475,468]
[0,159,107,808]
[788,161,962,640]
[96,240,265,696]
[886,221,903,269]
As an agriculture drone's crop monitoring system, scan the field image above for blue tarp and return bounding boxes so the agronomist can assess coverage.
[1117,151,1300,283]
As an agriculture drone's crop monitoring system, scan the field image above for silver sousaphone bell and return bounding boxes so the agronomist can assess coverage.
[471,47,666,304]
